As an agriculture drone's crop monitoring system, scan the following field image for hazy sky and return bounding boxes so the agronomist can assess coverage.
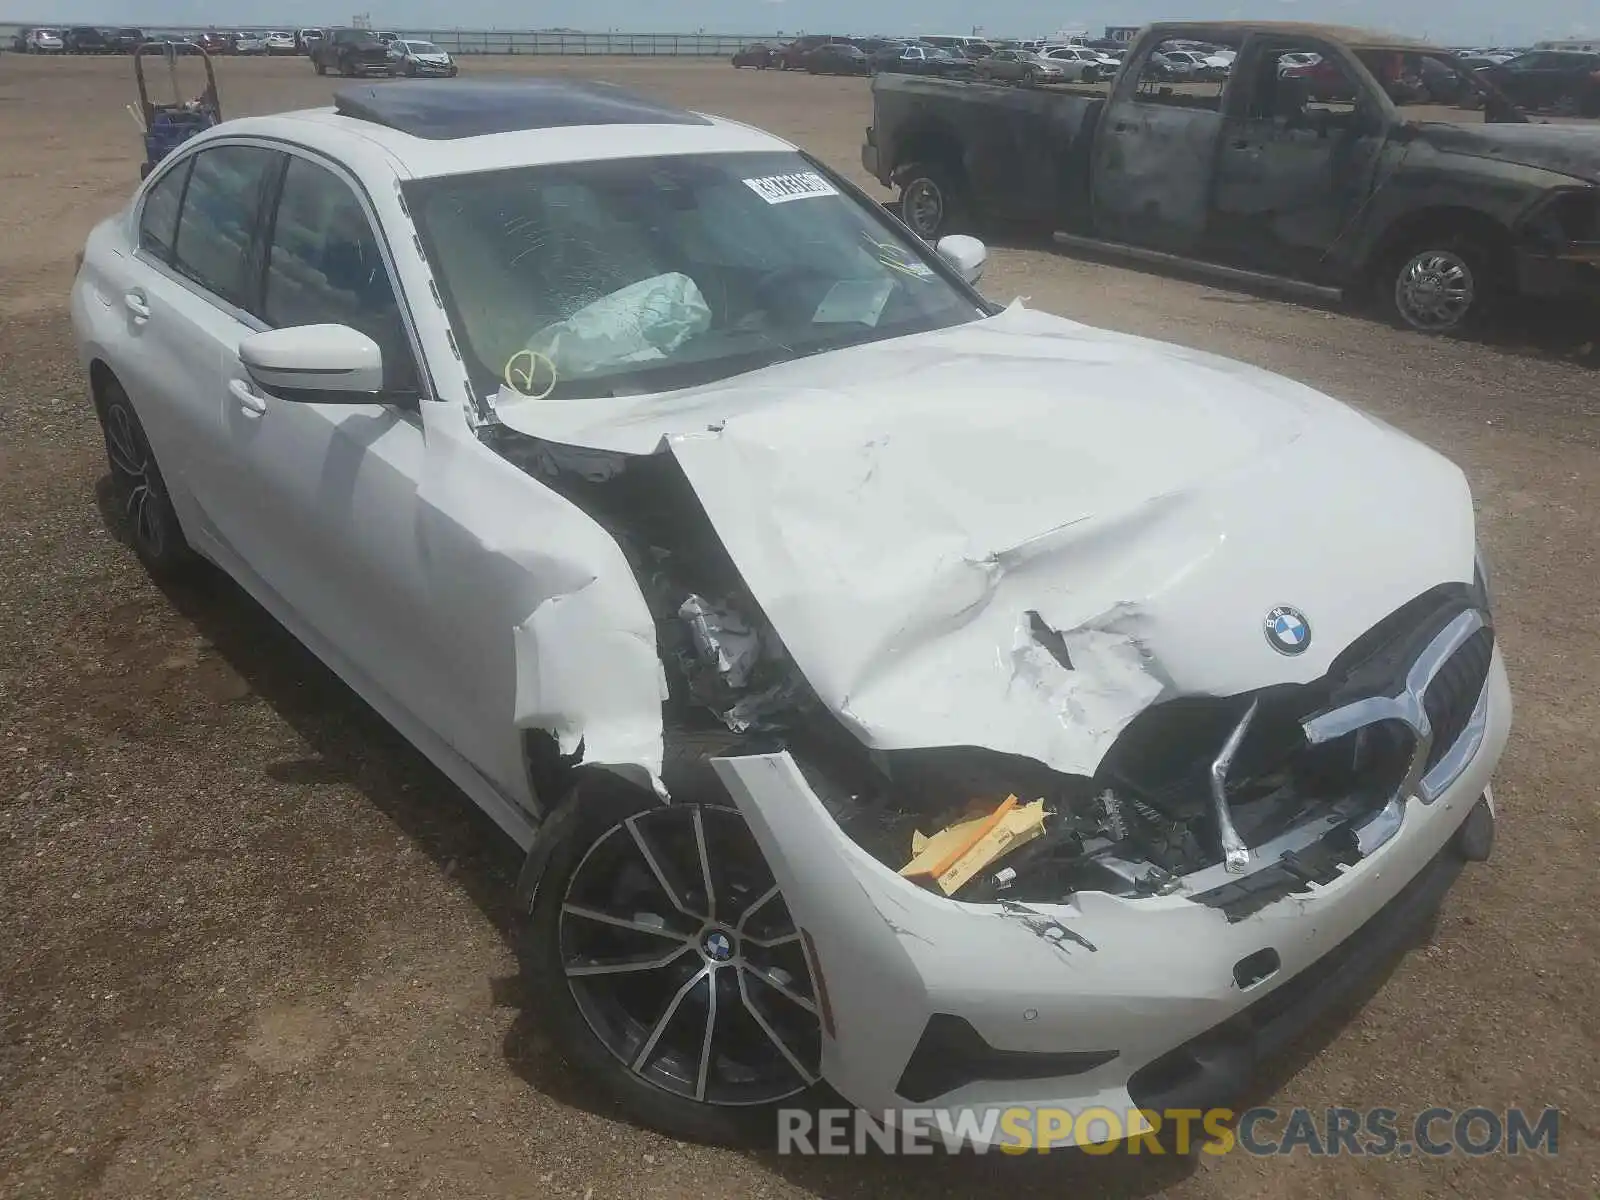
[2,1,1588,47]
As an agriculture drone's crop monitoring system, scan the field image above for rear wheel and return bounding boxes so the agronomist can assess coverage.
[314,58,326,75]
[897,161,967,239]
[522,776,822,1144]
[95,374,198,577]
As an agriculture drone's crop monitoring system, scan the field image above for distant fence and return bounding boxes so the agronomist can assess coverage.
[0,25,787,56]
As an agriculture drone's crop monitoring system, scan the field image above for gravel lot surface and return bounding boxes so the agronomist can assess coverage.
[1,53,1596,1200]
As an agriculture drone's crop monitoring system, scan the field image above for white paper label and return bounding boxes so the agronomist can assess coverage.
[743,171,841,204]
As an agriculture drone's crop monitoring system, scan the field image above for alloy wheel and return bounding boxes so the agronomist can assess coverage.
[559,805,821,1107]
[104,401,166,557]
[1394,249,1476,332]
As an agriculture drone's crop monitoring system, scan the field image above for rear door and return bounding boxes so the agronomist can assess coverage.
[112,143,279,532]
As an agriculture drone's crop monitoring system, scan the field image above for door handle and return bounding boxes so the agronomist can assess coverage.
[123,291,151,321]
[228,378,268,417]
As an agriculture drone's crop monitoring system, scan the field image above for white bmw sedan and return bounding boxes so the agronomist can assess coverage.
[72,79,1510,1148]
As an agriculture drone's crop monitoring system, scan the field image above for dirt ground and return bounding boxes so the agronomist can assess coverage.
[1,52,1597,1200]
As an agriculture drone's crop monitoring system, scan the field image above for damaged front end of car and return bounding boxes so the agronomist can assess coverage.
[492,421,1498,921]
[481,304,1510,1140]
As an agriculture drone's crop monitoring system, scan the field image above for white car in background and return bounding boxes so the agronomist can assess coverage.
[69,78,1509,1149]
[1043,46,1114,80]
[263,31,297,55]
[233,31,267,55]
[387,38,458,76]
[27,28,65,52]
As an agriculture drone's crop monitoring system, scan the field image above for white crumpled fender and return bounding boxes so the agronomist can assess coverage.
[414,410,668,794]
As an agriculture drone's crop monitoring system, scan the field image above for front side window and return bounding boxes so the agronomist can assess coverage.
[170,144,277,309]
[138,157,192,261]
[406,151,985,400]
[262,155,417,391]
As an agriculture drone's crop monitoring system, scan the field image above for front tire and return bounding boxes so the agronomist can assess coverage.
[95,375,198,577]
[1386,233,1500,335]
[314,58,326,75]
[521,778,822,1144]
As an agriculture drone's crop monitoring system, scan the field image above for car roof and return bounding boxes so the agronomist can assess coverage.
[332,79,710,140]
[1144,21,1441,53]
[210,81,796,180]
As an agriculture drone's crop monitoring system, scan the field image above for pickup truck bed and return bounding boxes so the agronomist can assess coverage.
[863,75,1105,230]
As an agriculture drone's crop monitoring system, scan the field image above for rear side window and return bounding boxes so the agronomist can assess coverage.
[171,145,278,309]
[138,158,192,261]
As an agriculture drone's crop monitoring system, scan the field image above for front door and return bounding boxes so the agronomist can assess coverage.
[203,151,482,766]
[1207,39,1388,279]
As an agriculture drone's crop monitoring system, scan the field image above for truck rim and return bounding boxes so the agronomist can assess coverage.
[1395,249,1475,332]
[559,805,822,1107]
[903,178,944,237]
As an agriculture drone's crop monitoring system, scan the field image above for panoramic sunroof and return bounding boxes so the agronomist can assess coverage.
[334,79,711,140]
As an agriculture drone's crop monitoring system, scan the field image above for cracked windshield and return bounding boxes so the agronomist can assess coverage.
[406,151,985,399]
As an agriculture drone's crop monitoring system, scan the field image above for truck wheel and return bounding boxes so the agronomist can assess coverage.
[314,58,326,74]
[1386,232,1500,335]
[519,750,823,1145]
[1082,65,1100,83]
[898,163,966,239]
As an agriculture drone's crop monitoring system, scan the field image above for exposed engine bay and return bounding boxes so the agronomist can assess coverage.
[494,428,1491,921]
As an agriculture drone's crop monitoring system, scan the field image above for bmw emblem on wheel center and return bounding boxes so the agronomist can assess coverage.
[1264,605,1312,655]
[702,929,735,962]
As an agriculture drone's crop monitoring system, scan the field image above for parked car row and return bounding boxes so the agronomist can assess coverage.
[732,35,1129,83]
[12,26,146,53]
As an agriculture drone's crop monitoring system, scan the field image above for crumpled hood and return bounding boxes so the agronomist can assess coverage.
[496,304,1475,777]
[1417,119,1600,182]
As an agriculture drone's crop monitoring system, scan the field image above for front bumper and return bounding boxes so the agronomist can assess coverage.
[712,648,1510,1148]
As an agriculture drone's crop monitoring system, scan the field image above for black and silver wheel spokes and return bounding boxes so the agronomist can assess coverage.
[560,805,822,1106]
[1396,250,1475,332]
[106,403,163,554]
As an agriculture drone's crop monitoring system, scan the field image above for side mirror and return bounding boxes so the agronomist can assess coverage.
[935,234,987,285]
[239,324,384,403]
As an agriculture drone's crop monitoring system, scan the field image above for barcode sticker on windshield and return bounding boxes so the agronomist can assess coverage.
[743,172,840,204]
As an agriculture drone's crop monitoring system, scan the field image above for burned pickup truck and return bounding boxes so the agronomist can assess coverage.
[862,21,1600,333]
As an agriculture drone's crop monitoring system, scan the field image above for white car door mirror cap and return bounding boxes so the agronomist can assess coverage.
[239,324,384,400]
[935,234,987,285]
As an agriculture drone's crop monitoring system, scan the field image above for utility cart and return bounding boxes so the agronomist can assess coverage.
[134,40,221,179]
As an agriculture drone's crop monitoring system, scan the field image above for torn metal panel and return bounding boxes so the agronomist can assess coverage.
[415,414,668,788]
[497,302,1474,779]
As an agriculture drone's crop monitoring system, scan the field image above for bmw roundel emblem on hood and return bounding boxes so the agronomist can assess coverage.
[1264,606,1312,656]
